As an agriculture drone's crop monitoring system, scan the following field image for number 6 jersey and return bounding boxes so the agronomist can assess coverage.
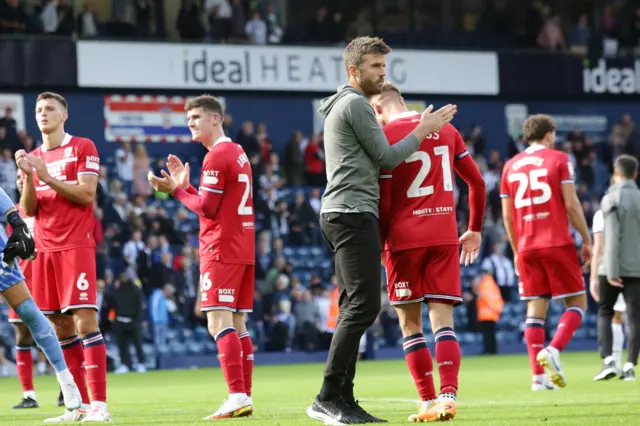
[197,137,255,264]
[500,144,575,253]
[379,112,484,252]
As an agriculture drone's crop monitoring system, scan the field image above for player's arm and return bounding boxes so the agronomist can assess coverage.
[453,136,486,232]
[44,174,98,206]
[590,211,603,285]
[378,170,392,245]
[560,182,591,246]
[20,171,38,217]
[602,196,622,281]
[172,152,225,219]
[499,167,518,255]
[346,97,421,170]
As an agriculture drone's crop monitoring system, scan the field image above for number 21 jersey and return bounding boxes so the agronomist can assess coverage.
[380,112,469,252]
[198,137,255,264]
[500,144,575,252]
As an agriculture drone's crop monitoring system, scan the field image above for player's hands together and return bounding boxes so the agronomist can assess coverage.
[25,154,50,183]
[589,279,600,302]
[166,155,191,190]
[458,230,481,266]
[2,210,36,267]
[14,150,33,175]
[147,170,177,194]
[417,104,457,137]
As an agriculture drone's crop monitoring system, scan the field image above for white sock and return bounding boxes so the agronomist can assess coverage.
[228,393,247,403]
[533,374,546,383]
[612,323,624,370]
[24,390,36,400]
[56,368,74,385]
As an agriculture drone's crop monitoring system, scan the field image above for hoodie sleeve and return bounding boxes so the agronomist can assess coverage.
[344,97,420,170]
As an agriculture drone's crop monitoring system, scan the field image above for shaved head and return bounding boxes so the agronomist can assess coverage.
[369,82,406,125]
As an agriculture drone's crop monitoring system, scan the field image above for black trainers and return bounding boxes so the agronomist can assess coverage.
[593,359,617,381]
[307,396,365,425]
[343,399,387,423]
[620,368,636,381]
[12,397,39,409]
[57,389,64,407]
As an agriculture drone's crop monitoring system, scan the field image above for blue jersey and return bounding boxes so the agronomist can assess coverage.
[0,225,25,292]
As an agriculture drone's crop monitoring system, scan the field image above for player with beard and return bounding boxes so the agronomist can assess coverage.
[306,36,457,425]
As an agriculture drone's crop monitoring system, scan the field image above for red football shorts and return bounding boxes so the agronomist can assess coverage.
[31,248,97,314]
[517,244,586,300]
[8,259,33,323]
[199,259,255,313]
[384,245,462,306]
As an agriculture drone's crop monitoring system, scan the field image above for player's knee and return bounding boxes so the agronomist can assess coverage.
[428,302,454,331]
[73,309,99,336]
[206,310,234,337]
[232,312,247,333]
[395,304,422,336]
[49,314,77,337]
[526,299,548,319]
[13,323,34,347]
[566,294,587,312]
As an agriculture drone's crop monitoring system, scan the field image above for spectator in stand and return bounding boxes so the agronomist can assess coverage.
[0,0,28,34]
[149,284,171,351]
[304,133,325,185]
[0,148,17,202]
[284,130,306,186]
[229,0,246,41]
[289,191,319,246]
[76,0,100,37]
[245,9,267,44]
[177,0,205,40]
[256,122,272,162]
[115,141,134,195]
[570,13,591,55]
[293,289,320,351]
[206,0,232,42]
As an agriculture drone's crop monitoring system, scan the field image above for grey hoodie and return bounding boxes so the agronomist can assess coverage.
[318,85,421,217]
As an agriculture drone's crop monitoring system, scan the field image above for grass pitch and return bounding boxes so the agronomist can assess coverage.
[0,351,636,425]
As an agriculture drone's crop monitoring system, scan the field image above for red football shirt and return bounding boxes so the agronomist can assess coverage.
[379,112,470,252]
[500,144,575,253]
[30,134,100,252]
[198,137,255,264]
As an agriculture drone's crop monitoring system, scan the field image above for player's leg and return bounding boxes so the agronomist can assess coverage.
[595,274,622,380]
[201,261,250,420]
[517,251,554,390]
[612,300,626,372]
[1,281,81,412]
[412,246,462,422]
[620,279,640,380]
[234,265,255,400]
[56,249,109,422]
[11,320,38,409]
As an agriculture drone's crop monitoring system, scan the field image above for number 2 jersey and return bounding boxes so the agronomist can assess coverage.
[197,137,255,264]
[500,144,575,253]
[379,111,485,252]
[29,134,100,252]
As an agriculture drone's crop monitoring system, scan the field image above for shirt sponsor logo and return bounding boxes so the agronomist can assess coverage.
[203,170,219,185]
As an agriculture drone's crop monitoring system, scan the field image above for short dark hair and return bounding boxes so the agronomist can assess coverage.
[36,92,68,111]
[522,114,556,142]
[184,95,224,119]
[614,154,638,179]
[343,36,391,71]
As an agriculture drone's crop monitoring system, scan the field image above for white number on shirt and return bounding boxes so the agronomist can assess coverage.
[508,169,552,209]
[76,272,89,291]
[237,173,253,215]
[405,146,453,198]
[200,272,212,291]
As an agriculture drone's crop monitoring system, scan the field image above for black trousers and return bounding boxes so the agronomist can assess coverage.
[114,320,145,369]
[597,275,640,365]
[480,321,498,354]
[318,212,382,402]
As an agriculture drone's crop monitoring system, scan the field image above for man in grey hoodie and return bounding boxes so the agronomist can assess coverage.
[306,36,457,425]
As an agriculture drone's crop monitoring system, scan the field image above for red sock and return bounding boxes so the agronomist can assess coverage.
[215,328,245,395]
[524,318,545,375]
[434,327,460,395]
[15,346,34,393]
[550,306,584,352]
[60,336,91,405]
[82,332,107,403]
[403,333,436,401]
[238,332,254,397]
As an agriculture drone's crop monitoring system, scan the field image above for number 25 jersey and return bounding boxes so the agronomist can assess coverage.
[500,144,575,253]
[198,138,255,264]
[380,112,469,252]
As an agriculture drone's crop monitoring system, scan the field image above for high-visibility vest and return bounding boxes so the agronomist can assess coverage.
[326,287,340,330]
[476,275,504,322]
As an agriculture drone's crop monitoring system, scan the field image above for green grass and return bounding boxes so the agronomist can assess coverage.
[0,351,636,425]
